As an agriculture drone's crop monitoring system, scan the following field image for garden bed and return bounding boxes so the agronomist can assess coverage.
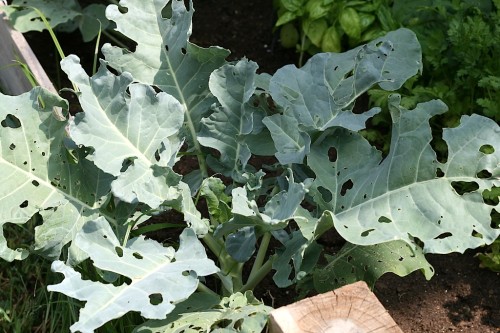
[2,0,499,332]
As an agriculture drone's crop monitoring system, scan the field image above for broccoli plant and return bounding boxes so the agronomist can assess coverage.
[0,0,498,332]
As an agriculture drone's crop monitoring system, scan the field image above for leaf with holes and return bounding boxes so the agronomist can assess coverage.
[48,217,219,333]
[62,56,208,235]
[102,0,229,136]
[311,240,434,292]
[268,28,420,132]
[0,88,112,261]
[309,95,500,253]
[133,291,271,333]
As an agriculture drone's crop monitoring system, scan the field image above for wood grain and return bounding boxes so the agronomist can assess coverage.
[269,281,403,333]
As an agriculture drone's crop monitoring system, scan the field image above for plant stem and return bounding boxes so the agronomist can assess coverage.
[239,256,274,293]
[247,232,271,284]
[202,233,225,260]
[197,281,218,298]
[102,30,129,50]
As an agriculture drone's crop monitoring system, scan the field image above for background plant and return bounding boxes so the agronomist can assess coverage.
[0,0,499,332]
[274,0,395,66]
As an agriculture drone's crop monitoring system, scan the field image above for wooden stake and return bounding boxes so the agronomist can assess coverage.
[269,281,403,333]
[0,4,57,95]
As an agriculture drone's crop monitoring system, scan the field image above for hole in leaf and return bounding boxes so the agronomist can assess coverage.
[32,180,39,187]
[340,179,353,196]
[115,246,124,257]
[19,200,28,208]
[483,187,499,206]
[436,168,444,178]
[346,255,353,262]
[118,5,128,13]
[378,216,392,223]
[133,252,143,260]
[479,144,494,154]
[318,186,332,202]
[234,319,244,329]
[149,293,163,305]
[1,114,21,128]
[429,116,448,163]
[451,181,479,195]
[9,143,15,150]
[182,270,190,276]
[477,170,492,179]
[181,47,187,55]
[398,256,404,261]
[328,147,337,162]
[4,222,31,250]
[361,229,375,237]
[434,232,452,239]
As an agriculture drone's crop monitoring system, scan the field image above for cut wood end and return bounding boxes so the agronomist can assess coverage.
[269,281,403,333]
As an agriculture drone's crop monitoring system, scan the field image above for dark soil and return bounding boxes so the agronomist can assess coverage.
[20,0,500,332]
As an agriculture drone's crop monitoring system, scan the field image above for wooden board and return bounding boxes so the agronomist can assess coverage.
[269,281,403,333]
[0,3,56,95]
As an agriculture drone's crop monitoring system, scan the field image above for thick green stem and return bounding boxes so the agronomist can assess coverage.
[184,110,209,179]
[247,232,271,284]
[197,281,219,298]
[202,233,225,260]
[239,256,274,293]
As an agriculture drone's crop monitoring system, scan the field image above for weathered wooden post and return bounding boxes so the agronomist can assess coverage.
[0,3,56,95]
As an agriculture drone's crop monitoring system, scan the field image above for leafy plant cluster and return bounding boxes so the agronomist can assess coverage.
[0,0,499,332]
[274,0,394,64]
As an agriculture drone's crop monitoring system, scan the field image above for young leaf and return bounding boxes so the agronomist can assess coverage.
[0,88,112,261]
[262,114,311,165]
[309,95,500,254]
[48,218,219,333]
[198,59,264,178]
[216,173,308,238]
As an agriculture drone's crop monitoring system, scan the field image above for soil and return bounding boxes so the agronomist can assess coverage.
[19,0,500,332]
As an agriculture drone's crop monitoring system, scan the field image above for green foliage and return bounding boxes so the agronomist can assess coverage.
[274,0,395,64]
[476,238,500,272]
[5,0,110,42]
[1,0,499,332]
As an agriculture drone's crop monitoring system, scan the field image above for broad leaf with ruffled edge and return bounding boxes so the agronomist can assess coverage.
[198,59,266,178]
[0,88,112,261]
[311,240,434,292]
[102,0,229,134]
[309,95,500,254]
[48,217,219,333]
[63,56,207,234]
[264,28,420,164]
